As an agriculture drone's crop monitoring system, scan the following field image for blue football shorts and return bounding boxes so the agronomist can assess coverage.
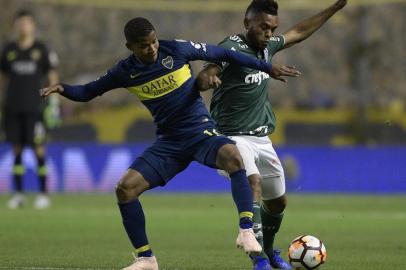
[129,128,235,188]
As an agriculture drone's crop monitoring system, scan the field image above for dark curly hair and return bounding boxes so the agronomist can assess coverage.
[245,0,279,17]
[124,17,155,43]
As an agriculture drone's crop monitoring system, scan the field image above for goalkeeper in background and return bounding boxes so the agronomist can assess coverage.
[0,10,60,209]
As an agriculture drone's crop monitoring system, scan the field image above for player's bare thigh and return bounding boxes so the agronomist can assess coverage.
[116,169,151,203]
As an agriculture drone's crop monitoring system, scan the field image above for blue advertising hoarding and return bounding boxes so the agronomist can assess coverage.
[0,144,405,193]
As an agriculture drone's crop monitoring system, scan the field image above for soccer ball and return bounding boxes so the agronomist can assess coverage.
[288,235,327,269]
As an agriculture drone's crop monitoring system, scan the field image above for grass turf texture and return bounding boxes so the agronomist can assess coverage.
[0,194,405,270]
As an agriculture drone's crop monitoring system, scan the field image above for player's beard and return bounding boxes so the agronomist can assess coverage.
[246,31,267,51]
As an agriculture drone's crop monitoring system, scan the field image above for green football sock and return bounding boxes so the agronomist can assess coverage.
[260,204,284,259]
[252,201,268,260]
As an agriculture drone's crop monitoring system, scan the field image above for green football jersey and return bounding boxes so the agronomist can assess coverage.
[210,34,285,136]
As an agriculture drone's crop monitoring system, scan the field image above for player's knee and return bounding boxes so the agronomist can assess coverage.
[216,144,245,173]
[115,182,129,202]
[115,171,150,203]
[224,153,244,173]
[264,195,287,214]
[115,180,139,203]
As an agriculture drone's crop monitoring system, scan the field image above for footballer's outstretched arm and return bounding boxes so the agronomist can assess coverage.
[196,63,301,92]
[282,0,347,49]
[40,71,121,102]
[180,41,301,91]
[206,44,274,74]
[177,41,274,74]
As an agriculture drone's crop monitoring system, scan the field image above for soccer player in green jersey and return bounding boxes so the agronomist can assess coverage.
[197,0,347,269]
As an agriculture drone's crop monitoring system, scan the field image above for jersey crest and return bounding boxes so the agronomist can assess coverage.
[162,56,174,69]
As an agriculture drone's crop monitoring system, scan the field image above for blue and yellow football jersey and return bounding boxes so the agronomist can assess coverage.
[61,39,273,137]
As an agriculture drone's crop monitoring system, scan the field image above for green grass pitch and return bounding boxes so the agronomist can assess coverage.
[0,194,405,270]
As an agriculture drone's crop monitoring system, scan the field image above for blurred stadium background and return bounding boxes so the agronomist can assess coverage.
[0,0,405,269]
[1,0,405,193]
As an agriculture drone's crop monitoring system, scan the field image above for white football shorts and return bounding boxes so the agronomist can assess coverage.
[219,135,286,200]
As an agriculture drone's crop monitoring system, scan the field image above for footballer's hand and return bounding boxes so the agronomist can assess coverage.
[270,64,301,83]
[40,84,64,98]
[206,75,222,89]
[334,0,347,10]
[198,74,222,90]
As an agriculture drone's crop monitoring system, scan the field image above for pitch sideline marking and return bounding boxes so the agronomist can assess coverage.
[0,267,247,270]
[0,267,114,270]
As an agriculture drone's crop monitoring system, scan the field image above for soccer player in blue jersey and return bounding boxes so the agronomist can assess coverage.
[40,17,299,270]
[197,1,347,269]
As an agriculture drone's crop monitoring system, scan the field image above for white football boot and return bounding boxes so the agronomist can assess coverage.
[122,255,159,270]
[236,228,262,255]
[34,194,51,209]
[7,193,26,209]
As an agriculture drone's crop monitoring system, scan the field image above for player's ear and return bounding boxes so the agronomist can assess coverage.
[125,42,132,51]
[244,17,249,31]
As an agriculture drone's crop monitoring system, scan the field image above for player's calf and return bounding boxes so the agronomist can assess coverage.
[216,144,262,253]
[261,195,290,269]
[248,174,262,202]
